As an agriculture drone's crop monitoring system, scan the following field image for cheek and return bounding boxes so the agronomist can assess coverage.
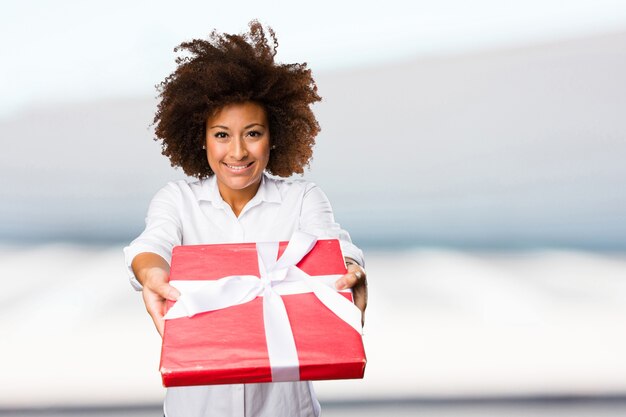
[259,146,270,164]
[246,139,269,160]
[259,139,271,159]
[206,142,223,158]
[205,146,222,170]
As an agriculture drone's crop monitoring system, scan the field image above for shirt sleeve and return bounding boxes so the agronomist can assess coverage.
[298,183,365,267]
[123,182,183,290]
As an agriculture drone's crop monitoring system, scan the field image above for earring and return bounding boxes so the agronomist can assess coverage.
[270,145,276,150]
[202,145,206,150]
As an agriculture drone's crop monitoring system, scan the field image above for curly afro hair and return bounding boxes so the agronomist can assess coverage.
[153,20,322,179]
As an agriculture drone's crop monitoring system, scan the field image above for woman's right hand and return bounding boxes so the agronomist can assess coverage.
[132,253,181,337]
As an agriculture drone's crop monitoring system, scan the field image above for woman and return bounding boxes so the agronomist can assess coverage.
[124,21,367,417]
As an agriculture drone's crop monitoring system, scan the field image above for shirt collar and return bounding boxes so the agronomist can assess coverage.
[198,172,282,209]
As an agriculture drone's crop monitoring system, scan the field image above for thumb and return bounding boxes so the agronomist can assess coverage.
[157,283,181,301]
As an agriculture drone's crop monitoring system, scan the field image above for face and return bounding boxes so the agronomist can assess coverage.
[205,101,270,203]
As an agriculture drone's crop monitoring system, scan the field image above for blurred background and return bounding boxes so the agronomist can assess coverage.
[1,0,626,415]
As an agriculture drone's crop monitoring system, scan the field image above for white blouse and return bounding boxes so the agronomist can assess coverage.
[124,172,364,417]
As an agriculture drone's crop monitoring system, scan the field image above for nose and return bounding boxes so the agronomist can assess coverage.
[230,137,249,161]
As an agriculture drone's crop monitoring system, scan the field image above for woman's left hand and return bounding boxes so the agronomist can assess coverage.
[335,258,368,326]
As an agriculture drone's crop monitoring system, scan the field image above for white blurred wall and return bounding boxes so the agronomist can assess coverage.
[1,30,625,247]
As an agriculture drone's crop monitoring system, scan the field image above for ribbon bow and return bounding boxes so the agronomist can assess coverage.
[164,231,363,382]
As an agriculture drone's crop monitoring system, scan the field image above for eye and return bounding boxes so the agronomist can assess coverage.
[247,130,264,138]
[213,131,228,140]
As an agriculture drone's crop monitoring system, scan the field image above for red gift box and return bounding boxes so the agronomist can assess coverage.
[160,235,366,387]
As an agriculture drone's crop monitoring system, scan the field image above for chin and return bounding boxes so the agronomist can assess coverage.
[221,174,261,189]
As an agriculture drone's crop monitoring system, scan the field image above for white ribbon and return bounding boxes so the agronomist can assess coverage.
[164,231,363,382]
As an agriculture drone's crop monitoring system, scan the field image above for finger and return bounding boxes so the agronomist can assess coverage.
[146,308,164,337]
[143,294,166,337]
[144,294,164,320]
[153,314,165,337]
[335,274,354,290]
[335,269,366,290]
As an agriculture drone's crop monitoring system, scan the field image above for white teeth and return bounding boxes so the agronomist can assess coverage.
[225,163,251,170]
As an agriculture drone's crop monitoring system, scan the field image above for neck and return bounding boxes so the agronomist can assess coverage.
[217,180,262,218]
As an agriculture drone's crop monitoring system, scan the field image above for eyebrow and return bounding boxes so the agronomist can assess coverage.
[208,123,266,130]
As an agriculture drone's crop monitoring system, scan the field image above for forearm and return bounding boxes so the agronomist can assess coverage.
[131,252,170,286]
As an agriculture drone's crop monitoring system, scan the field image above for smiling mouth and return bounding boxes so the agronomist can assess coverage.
[224,162,254,171]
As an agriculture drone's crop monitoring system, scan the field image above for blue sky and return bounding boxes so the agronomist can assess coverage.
[2,0,626,117]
